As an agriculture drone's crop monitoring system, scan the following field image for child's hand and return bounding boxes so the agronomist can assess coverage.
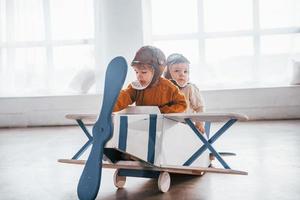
[195,122,205,134]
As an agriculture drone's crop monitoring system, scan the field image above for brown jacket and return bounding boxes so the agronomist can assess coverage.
[113,77,187,113]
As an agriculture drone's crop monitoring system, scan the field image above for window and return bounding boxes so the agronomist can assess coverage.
[0,0,95,97]
[147,0,300,89]
[260,0,300,29]
[205,37,254,86]
[204,0,252,32]
[151,0,198,35]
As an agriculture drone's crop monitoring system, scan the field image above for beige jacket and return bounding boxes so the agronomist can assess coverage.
[180,83,204,113]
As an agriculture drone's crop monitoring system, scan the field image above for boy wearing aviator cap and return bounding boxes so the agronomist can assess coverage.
[113,46,187,113]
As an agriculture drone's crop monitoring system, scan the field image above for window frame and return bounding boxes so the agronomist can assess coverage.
[0,0,99,96]
[144,0,300,88]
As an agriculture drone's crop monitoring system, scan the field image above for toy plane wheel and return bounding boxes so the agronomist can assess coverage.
[158,171,171,193]
[113,169,126,189]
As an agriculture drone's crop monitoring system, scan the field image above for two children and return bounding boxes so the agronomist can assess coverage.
[113,46,187,113]
[164,53,205,133]
[113,46,204,133]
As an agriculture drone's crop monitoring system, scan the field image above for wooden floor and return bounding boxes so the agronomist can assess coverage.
[0,120,300,200]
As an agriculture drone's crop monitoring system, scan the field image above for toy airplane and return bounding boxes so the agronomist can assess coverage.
[58,56,248,200]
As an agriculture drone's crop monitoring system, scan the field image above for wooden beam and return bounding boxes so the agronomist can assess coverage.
[58,159,247,175]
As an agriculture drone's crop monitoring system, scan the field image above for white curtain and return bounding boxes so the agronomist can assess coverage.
[0,0,95,97]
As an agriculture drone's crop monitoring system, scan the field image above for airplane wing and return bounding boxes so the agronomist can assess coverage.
[164,113,248,123]
[58,157,247,176]
[65,113,97,122]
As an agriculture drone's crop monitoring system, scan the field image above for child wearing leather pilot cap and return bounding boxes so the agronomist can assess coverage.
[113,46,187,113]
[164,53,205,133]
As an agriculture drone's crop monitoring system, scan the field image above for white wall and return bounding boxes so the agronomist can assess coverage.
[96,0,145,88]
[204,86,300,120]
[0,86,299,127]
[0,95,101,127]
[103,0,144,61]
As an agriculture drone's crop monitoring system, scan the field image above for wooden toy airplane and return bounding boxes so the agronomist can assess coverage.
[59,110,248,194]
[58,56,248,199]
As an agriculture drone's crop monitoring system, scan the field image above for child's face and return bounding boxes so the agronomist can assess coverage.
[133,65,154,87]
[169,63,189,86]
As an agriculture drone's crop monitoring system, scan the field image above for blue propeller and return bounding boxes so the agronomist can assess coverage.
[77,56,127,200]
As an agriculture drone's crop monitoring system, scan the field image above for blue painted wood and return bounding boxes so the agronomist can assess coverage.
[77,56,127,200]
[147,114,157,164]
[204,121,211,138]
[184,118,231,169]
[72,140,93,160]
[72,119,93,160]
[118,116,128,151]
[77,119,93,140]
[183,119,237,166]
[119,169,159,178]
[206,119,237,145]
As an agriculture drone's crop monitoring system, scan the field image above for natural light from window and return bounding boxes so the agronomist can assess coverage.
[0,0,95,97]
[151,0,198,35]
[203,0,253,32]
[149,0,300,90]
[1,0,300,97]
